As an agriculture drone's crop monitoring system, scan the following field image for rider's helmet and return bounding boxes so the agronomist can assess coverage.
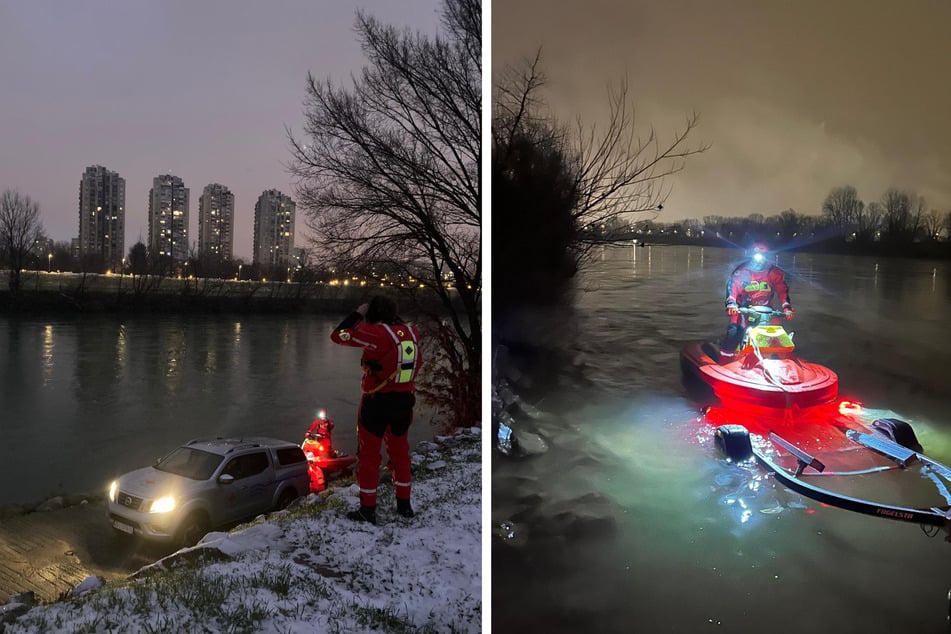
[749,241,769,271]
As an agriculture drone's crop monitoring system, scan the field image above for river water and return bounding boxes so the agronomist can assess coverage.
[0,314,437,507]
[492,244,951,634]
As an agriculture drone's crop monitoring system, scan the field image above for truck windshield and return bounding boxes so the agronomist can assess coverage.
[155,447,224,480]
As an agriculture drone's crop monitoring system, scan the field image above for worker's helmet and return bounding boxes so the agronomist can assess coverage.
[749,242,769,270]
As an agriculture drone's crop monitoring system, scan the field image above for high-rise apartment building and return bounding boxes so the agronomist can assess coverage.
[198,183,235,263]
[148,174,189,265]
[78,165,125,270]
[252,189,296,270]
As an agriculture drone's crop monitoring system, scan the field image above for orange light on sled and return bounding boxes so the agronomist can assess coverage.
[838,400,862,415]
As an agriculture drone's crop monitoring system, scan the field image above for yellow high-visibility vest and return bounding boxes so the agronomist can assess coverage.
[381,323,418,384]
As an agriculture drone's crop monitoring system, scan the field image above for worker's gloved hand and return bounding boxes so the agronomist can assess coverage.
[726,301,739,316]
[783,305,795,320]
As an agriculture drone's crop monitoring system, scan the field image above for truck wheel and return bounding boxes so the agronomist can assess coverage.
[714,425,753,462]
[275,488,298,511]
[871,418,923,453]
[177,512,209,548]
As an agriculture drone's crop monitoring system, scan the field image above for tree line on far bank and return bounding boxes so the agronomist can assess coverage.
[583,184,951,257]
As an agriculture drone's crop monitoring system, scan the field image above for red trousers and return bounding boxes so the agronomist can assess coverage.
[356,392,415,507]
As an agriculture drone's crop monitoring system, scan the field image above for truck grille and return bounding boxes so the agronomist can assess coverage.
[118,492,144,511]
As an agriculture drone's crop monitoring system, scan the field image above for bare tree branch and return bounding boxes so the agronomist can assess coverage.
[0,189,44,296]
[287,0,481,428]
[493,54,708,288]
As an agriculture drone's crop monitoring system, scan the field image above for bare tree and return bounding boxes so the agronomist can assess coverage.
[821,185,862,237]
[493,57,581,307]
[287,0,480,428]
[493,52,706,302]
[0,189,43,296]
[775,209,802,240]
[923,209,944,241]
[858,201,883,242]
[51,240,74,272]
[911,194,927,240]
[880,188,921,242]
[570,83,706,262]
[498,57,706,236]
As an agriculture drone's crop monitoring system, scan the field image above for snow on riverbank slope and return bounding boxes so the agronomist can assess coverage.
[7,429,482,633]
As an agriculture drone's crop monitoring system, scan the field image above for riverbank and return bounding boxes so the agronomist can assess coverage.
[0,272,453,316]
[3,428,482,633]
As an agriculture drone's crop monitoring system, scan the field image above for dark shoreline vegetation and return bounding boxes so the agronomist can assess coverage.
[0,274,447,316]
[618,233,951,260]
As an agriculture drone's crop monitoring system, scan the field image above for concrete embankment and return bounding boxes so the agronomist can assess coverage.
[0,499,163,604]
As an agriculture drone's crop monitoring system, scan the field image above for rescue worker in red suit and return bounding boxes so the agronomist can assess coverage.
[719,242,794,365]
[330,295,421,525]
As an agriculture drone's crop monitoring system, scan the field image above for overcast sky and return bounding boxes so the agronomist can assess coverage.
[493,0,951,223]
[0,0,441,259]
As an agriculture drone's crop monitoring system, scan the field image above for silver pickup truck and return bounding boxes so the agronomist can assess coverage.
[107,437,310,547]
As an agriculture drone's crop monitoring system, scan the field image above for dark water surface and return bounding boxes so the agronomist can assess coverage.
[493,245,951,633]
[0,313,436,507]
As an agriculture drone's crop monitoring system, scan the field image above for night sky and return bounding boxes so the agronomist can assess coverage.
[0,0,441,259]
[493,0,951,222]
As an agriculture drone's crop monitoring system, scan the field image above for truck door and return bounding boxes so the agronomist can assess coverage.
[220,451,272,520]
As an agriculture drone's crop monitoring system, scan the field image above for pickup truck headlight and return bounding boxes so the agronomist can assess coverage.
[108,481,118,503]
[149,496,176,513]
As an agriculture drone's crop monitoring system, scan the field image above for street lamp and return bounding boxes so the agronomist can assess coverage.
[48,253,52,273]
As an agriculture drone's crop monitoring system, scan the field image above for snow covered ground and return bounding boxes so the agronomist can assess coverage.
[6,429,482,633]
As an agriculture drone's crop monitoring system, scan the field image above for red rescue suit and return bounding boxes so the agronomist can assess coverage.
[331,312,421,508]
[725,262,791,326]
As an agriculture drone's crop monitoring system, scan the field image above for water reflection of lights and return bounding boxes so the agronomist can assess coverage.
[724,497,754,524]
[719,471,774,528]
[42,324,54,385]
[116,324,127,371]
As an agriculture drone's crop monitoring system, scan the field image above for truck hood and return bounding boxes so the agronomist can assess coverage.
[119,466,190,498]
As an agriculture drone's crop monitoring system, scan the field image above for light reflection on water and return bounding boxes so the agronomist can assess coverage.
[493,245,951,633]
[42,324,54,385]
[0,314,436,507]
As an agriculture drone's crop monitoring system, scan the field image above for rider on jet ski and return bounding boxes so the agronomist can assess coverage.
[719,242,795,365]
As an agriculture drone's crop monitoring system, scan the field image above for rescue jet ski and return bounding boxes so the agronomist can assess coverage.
[680,305,838,410]
[301,409,357,493]
[681,307,951,542]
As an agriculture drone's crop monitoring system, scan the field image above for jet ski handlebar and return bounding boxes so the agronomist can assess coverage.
[737,306,787,320]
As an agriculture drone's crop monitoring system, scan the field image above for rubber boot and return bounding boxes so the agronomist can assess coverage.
[347,505,377,525]
[718,350,735,366]
[396,499,415,518]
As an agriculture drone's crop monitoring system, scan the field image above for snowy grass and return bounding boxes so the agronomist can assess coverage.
[8,429,482,634]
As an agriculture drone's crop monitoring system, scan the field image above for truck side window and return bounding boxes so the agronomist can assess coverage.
[243,451,269,477]
[222,457,244,479]
[223,452,269,480]
[277,446,307,465]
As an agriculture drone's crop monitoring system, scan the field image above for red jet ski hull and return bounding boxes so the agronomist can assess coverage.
[681,342,839,410]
